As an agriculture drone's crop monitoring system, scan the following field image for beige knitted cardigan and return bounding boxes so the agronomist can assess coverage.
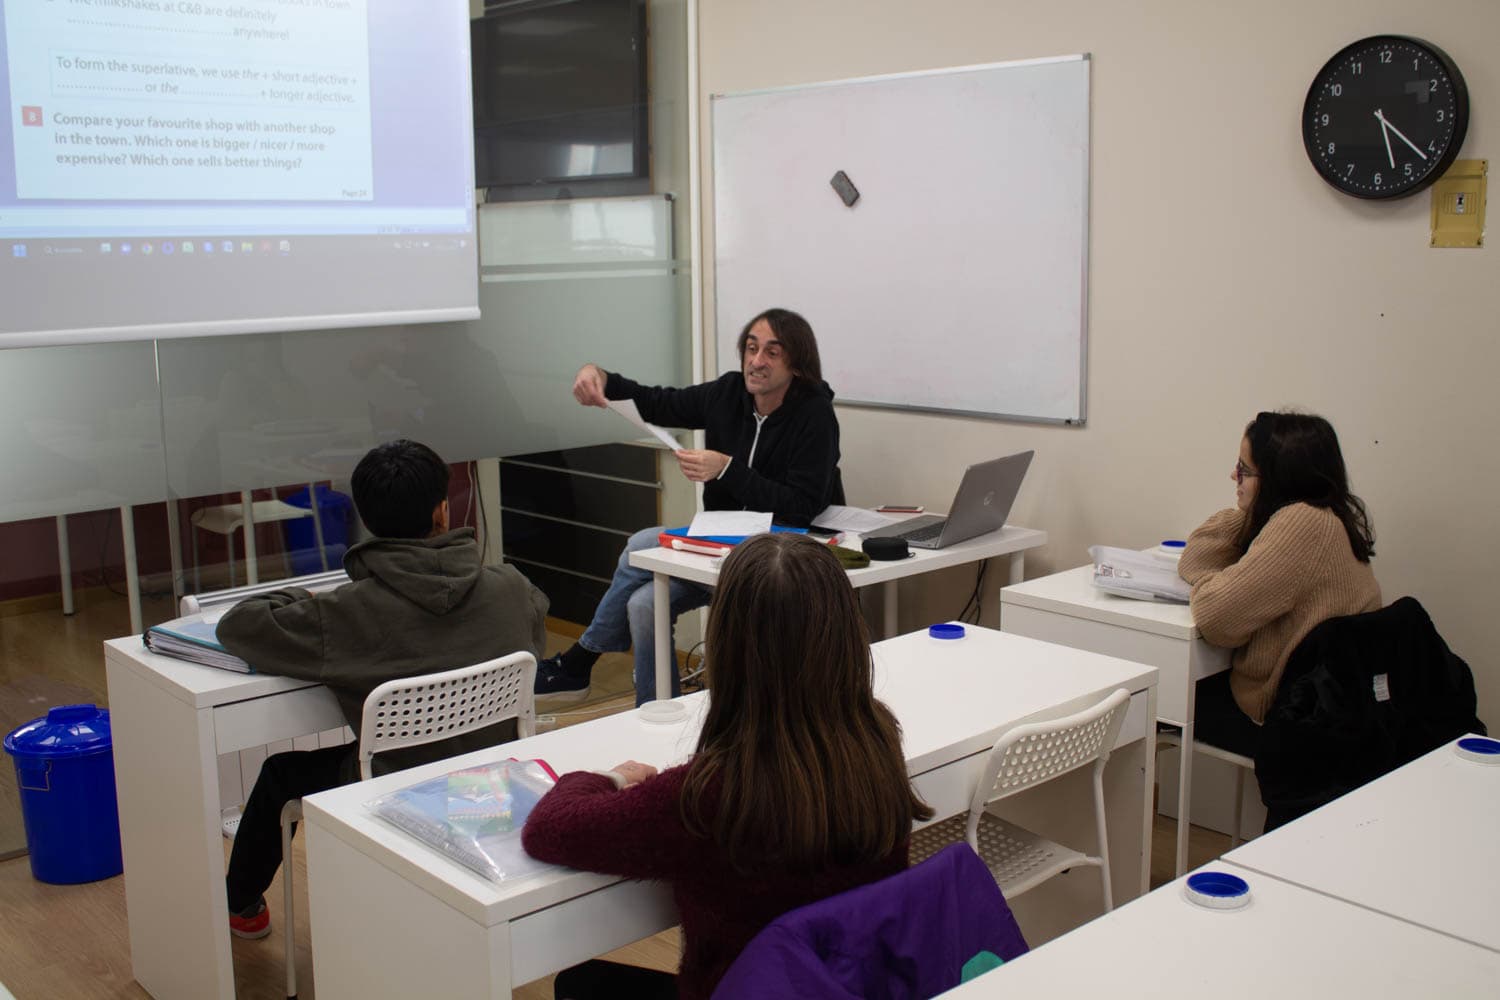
[1179,503,1382,724]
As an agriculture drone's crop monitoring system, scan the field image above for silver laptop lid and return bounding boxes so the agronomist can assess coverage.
[870,452,1032,548]
[929,450,1033,547]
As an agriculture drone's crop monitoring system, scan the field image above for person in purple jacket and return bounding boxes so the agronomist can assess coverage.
[523,533,932,1000]
[536,307,843,705]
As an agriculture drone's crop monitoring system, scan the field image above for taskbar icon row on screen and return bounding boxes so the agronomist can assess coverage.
[8,238,293,259]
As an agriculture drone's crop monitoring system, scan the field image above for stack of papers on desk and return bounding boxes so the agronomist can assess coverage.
[143,615,252,672]
[367,759,558,884]
[1089,545,1192,603]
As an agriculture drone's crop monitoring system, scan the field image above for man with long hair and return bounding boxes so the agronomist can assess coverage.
[537,307,842,705]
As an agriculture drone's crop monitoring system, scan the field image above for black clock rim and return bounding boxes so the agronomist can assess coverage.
[1300,34,1470,201]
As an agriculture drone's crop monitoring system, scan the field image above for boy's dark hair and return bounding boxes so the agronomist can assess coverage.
[351,439,450,539]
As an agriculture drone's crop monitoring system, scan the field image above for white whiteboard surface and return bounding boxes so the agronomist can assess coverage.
[712,56,1090,423]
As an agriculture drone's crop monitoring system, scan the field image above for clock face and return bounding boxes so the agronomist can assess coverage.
[1302,35,1469,199]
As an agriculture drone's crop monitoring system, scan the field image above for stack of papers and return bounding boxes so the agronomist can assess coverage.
[143,616,252,673]
[1089,545,1192,603]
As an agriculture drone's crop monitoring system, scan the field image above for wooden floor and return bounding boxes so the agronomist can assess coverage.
[0,587,1232,998]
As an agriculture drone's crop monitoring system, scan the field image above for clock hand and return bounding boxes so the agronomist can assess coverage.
[1374,109,1429,161]
[1374,110,1395,168]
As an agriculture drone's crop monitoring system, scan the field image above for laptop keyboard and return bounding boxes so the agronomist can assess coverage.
[896,520,947,544]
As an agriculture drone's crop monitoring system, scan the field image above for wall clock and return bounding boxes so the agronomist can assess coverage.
[1302,35,1469,199]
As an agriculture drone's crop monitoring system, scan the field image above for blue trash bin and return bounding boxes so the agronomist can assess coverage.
[4,704,123,884]
[283,484,352,575]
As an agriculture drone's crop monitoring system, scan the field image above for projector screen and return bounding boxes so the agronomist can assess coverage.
[0,0,478,348]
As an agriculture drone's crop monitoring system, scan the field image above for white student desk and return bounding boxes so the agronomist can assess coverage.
[1226,736,1500,955]
[999,563,1232,876]
[300,625,1155,1000]
[934,860,1500,998]
[104,636,346,1000]
[631,523,1047,704]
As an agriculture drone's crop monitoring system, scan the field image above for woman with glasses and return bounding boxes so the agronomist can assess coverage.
[522,532,933,1000]
[1178,411,1381,757]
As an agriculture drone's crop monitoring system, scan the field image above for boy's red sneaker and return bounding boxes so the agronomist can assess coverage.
[229,900,270,940]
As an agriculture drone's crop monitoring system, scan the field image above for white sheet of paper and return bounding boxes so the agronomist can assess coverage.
[687,510,773,538]
[811,505,901,533]
[606,399,680,450]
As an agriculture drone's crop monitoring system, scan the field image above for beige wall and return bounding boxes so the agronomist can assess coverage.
[698,0,1500,724]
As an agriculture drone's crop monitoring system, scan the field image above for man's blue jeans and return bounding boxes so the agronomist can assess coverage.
[579,526,711,705]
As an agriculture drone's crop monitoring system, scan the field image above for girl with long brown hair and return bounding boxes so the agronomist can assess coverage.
[523,533,932,999]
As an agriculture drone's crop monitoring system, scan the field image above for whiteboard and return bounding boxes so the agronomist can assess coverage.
[712,56,1090,423]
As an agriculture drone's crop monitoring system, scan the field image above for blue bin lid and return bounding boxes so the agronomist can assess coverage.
[4,704,113,760]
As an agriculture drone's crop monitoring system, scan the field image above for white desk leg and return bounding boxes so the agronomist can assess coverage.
[307,482,330,571]
[240,491,259,586]
[120,506,142,634]
[308,819,511,999]
[654,571,672,702]
[1140,685,1158,896]
[1175,723,1194,879]
[56,515,74,615]
[1009,551,1026,586]
[107,658,235,999]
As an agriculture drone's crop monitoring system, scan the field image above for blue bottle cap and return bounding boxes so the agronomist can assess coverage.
[1454,736,1500,765]
[928,623,966,640]
[1184,871,1251,910]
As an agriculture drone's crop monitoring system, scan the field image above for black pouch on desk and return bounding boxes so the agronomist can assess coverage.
[830,545,871,569]
[862,537,909,561]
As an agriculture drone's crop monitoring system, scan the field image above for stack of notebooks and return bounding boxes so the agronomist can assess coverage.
[142,616,251,672]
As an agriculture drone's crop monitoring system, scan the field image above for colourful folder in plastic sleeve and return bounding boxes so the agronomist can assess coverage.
[367,758,559,883]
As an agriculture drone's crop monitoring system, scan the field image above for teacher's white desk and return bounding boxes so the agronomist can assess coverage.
[1226,736,1500,955]
[301,625,1156,999]
[104,637,346,1000]
[935,859,1500,999]
[632,524,1047,704]
[999,563,1235,876]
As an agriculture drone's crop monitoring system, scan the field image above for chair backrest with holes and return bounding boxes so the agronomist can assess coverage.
[967,688,1132,817]
[357,651,536,780]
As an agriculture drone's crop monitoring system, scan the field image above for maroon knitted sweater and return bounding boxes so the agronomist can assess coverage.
[521,764,908,1000]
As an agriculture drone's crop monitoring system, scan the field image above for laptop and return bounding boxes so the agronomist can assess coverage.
[864,451,1034,550]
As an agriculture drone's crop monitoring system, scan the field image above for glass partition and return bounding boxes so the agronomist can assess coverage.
[0,0,693,857]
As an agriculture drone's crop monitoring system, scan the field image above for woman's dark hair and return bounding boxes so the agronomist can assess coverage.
[350,439,450,539]
[680,533,932,873]
[735,307,823,386]
[1241,411,1374,562]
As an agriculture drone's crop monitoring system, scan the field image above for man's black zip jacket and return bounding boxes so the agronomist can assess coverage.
[603,370,842,527]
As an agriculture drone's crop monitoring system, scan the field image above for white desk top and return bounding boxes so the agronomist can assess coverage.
[937,860,1500,997]
[1226,736,1500,954]
[1001,563,1201,641]
[103,635,325,710]
[302,625,1154,928]
[629,524,1047,589]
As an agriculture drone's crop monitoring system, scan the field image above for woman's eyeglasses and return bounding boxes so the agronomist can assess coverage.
[1234,460,1259,485]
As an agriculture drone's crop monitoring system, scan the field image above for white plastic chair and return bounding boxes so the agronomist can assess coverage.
[277,651,537,999]
[909,688,1132,912]
[1156,729,1255,849]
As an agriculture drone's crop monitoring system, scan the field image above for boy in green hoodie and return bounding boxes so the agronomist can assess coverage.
[217,439,548,939]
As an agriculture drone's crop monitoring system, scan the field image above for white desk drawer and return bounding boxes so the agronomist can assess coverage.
[214,686,345,755]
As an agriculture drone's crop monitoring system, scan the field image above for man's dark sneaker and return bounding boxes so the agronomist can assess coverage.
[534,653,591,703]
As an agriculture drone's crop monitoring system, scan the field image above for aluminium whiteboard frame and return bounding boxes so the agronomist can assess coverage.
[709,54,1091,426]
